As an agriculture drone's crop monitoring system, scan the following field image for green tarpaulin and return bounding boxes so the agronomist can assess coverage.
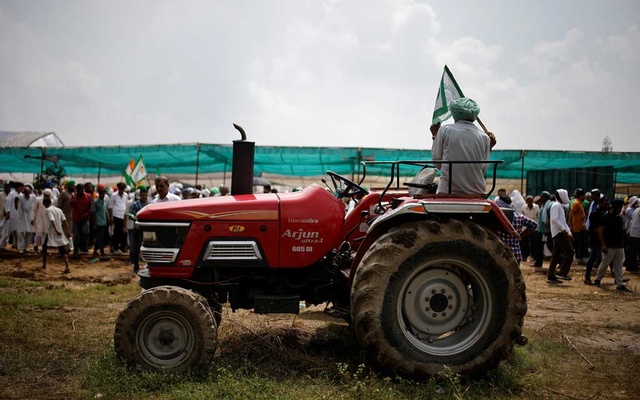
[1,144,639,184]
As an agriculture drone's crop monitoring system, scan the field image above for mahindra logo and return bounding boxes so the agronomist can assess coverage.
[229,225,245,233]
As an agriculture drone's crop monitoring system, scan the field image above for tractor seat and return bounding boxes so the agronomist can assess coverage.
[405,167,437,196]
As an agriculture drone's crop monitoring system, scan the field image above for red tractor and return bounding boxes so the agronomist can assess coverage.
[114,126,527,378]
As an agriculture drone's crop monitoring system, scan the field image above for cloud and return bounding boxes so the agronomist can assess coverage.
[391,0,439,35]
[604,25,640,63]
[519,28,584,76]
[486,25,636,151]
[0,1,638,154]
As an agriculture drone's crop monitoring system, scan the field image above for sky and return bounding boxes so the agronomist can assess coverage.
[1,0,638,152]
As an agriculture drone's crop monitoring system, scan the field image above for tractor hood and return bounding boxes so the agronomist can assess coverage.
[137,193,279,222]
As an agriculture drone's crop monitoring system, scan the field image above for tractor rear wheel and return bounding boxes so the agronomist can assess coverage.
[114,286,218,373]
[351,220,526,377]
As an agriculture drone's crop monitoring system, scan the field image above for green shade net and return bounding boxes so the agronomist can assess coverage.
[1,144,639,184]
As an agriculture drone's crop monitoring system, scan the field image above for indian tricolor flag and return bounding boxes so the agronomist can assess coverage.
[124,158,136,186]
[432,65,465,124]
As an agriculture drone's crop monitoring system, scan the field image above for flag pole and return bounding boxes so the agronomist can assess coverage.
[476,117,489,134]
[476,116,497,149]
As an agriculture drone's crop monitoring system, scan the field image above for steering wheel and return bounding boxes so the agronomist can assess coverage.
[326,171,369,199]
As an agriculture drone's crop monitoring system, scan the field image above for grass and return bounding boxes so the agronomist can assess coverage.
[1,273,639,399]
[0,279,136,313]
[0,277,140,399]
[83,348,536,400]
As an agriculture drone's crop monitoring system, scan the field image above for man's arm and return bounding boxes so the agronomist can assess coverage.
[568,201,576,224]
[53,223,62,236]
[107,195,114,225]
[49,213,62,236]
[123,202,133,230]
[430,123,440,139]
[61,216,71,239]
[487,132,497,150]
[520,215,538,239]
[431,125,444,169]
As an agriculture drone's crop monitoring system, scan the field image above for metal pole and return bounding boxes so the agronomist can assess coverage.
[356,148,362,183]
[195,143,201,186]
[520,150,525,194]
[223,161,227,186]
[97,165,101,185]
[40,147,45,179]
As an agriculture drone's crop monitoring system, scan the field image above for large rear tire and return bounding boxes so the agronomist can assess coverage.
[114,286,218,373]
[351,219,526,377]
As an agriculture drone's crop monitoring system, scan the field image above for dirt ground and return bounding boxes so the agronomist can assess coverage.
[1,249,639,399]
[3,249,639,353]
[521,260,640,355]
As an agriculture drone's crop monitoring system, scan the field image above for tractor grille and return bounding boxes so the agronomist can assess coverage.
[205,241,262,260]
[140,247,179,264]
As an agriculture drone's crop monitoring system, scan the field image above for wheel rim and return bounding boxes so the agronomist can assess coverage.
[397,259,493,357]
[136,310,196,369]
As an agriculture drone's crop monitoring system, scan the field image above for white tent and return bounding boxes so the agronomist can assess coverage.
[0,131,64,148]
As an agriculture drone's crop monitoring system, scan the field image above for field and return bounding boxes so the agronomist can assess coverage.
[1,251,639,400]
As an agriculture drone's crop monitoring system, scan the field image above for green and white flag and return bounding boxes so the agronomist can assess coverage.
[130,156,148,188]
[432,65,465,124]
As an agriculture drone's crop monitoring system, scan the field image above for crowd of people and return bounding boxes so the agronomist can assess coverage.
[494,187,638,293]
[2,128,638,294]
[0,176,235,273]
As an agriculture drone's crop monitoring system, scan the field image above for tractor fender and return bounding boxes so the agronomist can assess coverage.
[348,199,516,289]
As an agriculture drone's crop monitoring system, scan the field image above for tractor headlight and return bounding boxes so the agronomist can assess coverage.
[143,231,157,243]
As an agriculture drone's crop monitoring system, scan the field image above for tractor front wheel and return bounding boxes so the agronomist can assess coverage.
[114,286,218,373]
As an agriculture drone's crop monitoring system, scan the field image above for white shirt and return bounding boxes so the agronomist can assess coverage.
[431,121,490,194]
[152,193,181,203]
[625,206,637,231]
[5,190,20,231]
[585,201,597,229]
[46,206,70,247]
[550,201,571,238]
[629,208,640,238]
[521,203,540,221]
[108,191,128,219]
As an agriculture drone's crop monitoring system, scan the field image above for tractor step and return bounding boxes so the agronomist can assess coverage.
[324,305,351,321]
[254,295,300,315]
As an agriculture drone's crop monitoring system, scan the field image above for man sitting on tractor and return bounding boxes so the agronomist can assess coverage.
[430,98,497,195]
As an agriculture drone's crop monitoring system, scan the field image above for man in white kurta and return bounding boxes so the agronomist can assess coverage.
[4,182,24,248]
[430,98,495,195]
[0,182,10,248]
[43,197,71,273]
[33,189,53,252]
[16,185,36,253]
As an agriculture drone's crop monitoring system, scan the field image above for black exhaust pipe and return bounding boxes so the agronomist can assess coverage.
[231,123,254,195]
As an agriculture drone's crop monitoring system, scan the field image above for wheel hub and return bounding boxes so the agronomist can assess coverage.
[402,267,470,336]
[137,310,195,368]
[158,329,176,346]
[429,293,448,312]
